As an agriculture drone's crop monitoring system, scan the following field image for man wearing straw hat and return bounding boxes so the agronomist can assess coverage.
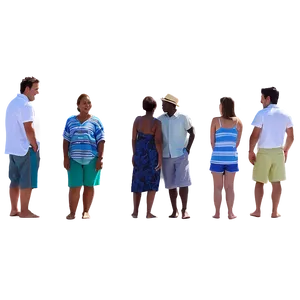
[158,94,195,219]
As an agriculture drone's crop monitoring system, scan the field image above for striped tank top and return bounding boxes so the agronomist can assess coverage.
[210,118,238,165]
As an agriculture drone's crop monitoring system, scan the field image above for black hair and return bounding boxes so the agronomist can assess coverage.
[20,77,39,94]
[259,87,280,104]
[73,90,93,112]
[142,96,157,112]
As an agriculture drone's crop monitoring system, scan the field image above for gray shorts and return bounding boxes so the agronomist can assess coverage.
[162,152,191,189]
[9,148,40,189]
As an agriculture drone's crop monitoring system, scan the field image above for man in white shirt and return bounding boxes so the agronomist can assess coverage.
[158,94,195,219]
[5,77,40,218]
[249,87,294,218]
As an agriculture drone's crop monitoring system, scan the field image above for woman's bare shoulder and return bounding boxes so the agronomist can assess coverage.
[211,117,219,124]
[235,117,245,128]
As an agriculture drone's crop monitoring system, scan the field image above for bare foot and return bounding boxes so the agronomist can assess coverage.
[228,213,237,220]
[169,210,179,218]
[213,213,220,219]
[146,213,156,219]
[131,213,138,218]
[271,213,282,221]
[65,213,80,221]
[248,209,264,219]
[7,210,20,218]
[182,210,190,219]
[18,211,41,219]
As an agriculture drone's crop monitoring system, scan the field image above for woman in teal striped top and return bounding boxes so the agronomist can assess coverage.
[63,94,105,220]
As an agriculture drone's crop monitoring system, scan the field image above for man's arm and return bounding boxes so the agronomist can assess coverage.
[247,113,263,152]
[185,116,196,154]
[284,116,297,153]
[96,140,105,170]
[24,121,38,152]
[20,103,38,152]
[249,127,261,164]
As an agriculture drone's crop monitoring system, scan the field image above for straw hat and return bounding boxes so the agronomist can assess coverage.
[161,94,179,106]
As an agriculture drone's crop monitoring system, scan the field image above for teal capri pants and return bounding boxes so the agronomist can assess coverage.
[68,157,101,188]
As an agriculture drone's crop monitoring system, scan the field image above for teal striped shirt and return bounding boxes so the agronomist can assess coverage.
[63,116,105,165]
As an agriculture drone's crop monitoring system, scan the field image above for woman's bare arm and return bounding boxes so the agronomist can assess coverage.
[154,120,163,160]
[210,118,216,149]
[236,117,243,148]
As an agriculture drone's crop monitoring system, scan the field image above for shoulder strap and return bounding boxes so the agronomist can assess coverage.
[218,117,222,128]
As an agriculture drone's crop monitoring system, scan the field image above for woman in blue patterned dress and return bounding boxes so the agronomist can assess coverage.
[131,96,162,218]
[210,97,243,219]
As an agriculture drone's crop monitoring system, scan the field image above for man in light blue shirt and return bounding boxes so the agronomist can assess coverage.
[158,94,195,219]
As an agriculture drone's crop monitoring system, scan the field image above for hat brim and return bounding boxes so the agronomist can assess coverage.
[161,98,179,106]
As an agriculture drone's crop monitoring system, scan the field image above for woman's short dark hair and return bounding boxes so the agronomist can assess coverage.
[261,87,279,104]
[142,96,157,112]
[20,77,39,94]
[220,97,236,119]
[73,91,93,111]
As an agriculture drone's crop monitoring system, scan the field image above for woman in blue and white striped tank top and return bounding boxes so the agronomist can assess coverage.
[210,97,243,219]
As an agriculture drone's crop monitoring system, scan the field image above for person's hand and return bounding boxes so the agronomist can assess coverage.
[30,143,38,152]
[155,158,162,171]
[185,145,193,155]
[284,151,291,164]
[96,158,103,170]
[249,151,256,165]
[64,157,70,170]
[284,150,288,163]
[36,140,43,152]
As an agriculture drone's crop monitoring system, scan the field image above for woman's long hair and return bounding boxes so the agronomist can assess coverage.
[220,97,236,119]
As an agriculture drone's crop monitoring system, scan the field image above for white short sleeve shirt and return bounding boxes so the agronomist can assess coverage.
[5,94,39,156]
[158,111,192,158]
[251,104,293,149]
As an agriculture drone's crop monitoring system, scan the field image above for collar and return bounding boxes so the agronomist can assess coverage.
[17,94,29,101]
[265,104,278,109]
[165,111,179,118]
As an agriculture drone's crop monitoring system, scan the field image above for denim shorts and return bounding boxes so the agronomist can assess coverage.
[9,148,40,189]
[162,151,191,189]
[210,163,239,173]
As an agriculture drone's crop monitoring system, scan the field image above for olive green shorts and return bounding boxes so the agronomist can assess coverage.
[253,148,286,183]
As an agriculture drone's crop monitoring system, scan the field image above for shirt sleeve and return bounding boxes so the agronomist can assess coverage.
[21,102,34,123]
[184,115,192,130]
[95,119,105,144]
[287,115,293,128]
[251,111,263,128]
[63,119,71,142]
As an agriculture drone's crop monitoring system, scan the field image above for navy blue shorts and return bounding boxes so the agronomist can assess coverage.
[9,148,40,189]
[210,163,239,173]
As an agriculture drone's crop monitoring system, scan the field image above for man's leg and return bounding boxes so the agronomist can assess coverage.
[6,187,20,217]
[212,172,224,219]
[168,189,179,218]
[67,187,81,219]
[16,149,39,218]
[270,149,287,218]
[82,186,94,218]
[132,192,141,218]
[29,148,41,217]
[175,153,193,219]
[8,155,21,216]
[162,158,178,218]
[224,172,236,219]
[146,191,156,218]
[249,149,272,218]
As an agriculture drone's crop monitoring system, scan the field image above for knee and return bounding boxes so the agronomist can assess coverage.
[214,184,223,192]
[224,185,234,193]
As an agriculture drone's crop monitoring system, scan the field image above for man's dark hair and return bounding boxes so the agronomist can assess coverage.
[20,77,39,94]
[77,94,90,112]
[220,97,236,119]
[261,87,279,104]
[143,96,157,112]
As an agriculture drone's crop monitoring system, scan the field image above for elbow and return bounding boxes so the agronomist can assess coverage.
[155,138,162,145]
